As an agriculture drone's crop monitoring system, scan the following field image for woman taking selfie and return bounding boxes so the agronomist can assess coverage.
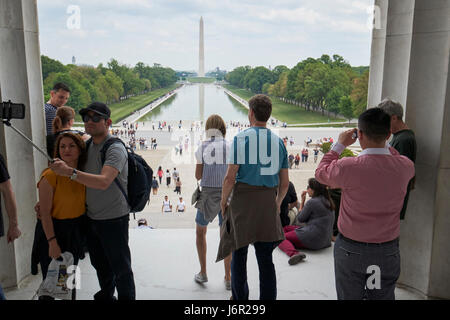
[31,132,87,300]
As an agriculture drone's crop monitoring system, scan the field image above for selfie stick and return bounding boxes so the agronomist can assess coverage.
[2,119,54,162]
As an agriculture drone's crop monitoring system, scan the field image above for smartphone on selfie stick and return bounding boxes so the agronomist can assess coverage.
[1,100,54,163]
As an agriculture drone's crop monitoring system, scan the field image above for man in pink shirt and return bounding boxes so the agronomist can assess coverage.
[315,108,414,300]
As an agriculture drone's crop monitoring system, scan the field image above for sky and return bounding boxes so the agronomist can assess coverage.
[37,0,374,72]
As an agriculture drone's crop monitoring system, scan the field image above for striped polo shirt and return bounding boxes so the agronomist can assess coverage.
[195,137,229,188]
[45,103,57,135]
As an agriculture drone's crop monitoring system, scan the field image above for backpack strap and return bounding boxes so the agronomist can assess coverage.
[99,137,130,205]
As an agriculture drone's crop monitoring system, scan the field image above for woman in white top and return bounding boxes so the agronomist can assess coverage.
[193,114,232,290]
[161,195,172,213]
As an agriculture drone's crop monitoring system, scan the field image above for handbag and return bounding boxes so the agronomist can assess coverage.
[191,181,201,206]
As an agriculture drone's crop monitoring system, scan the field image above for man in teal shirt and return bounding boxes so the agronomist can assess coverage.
[219,94,289,300]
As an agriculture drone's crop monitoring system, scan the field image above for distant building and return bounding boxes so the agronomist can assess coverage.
[72,56,76,64]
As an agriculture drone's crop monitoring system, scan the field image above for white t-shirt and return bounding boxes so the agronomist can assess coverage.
[163,200,172,212]
[177,200,186,211]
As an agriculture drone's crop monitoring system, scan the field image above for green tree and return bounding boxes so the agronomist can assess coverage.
[350,70,369,117]
[41,55,66,79]
[340,96,354,122]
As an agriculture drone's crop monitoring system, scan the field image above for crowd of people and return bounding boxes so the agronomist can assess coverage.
[0,81,417,302]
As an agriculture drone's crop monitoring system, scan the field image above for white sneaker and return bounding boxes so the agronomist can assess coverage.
[194,272,208,283]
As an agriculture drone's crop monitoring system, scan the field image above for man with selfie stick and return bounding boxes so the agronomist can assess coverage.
[315,108,414,300]
[50,102,135,300]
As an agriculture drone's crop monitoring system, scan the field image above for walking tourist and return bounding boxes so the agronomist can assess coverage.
[315,107,415,300]
[175,177,182,195]
[217,94,289,300]
[288,154,294,169]
[313,148,319,163]
[294,154,300,169]
[151,176,159,195]
[162,195,172,213]
[157,166,163,185]
[176,197,186,213]
[166,169,171,187]
[193,114,232,290]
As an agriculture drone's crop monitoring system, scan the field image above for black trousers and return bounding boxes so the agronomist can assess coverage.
[87,214,136,300]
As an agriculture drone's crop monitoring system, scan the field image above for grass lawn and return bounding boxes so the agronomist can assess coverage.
[291,123,357,128]
[98,84,180,124]
[223,85,346,124]
[187,77,216,83]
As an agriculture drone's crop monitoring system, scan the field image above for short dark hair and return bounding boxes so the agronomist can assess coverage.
[248,94,272,122]
[52,82,71,94]
[358,107,391,143]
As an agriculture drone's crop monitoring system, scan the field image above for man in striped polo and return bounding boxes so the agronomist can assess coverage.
[44,82,71,135]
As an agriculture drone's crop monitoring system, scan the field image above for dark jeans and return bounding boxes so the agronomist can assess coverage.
[334,233,400,300]
[231,242,278,300]
[87,214,136,300]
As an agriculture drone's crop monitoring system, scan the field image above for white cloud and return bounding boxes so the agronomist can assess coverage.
[37,0,372,70]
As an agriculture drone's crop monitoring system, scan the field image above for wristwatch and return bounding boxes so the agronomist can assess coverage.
[70,168,78,180]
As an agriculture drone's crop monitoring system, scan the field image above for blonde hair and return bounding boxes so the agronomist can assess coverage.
[205,114,226,139]
[52,106,75,134]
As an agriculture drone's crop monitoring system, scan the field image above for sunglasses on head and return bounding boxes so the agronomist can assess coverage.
[82,114,105,123]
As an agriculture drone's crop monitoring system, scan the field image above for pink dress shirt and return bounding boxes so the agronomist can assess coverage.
[315,143,415,243]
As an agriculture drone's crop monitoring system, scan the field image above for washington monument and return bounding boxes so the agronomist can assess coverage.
[199,16,205,77]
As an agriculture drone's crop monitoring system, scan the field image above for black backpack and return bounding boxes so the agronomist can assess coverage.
[87,137,153,213]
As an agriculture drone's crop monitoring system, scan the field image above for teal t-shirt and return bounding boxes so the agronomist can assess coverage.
[228,127,288,187]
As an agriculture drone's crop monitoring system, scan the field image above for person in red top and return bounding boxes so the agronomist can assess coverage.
[315,107,414,300]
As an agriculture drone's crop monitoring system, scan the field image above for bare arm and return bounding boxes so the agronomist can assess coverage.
[50,159,119,190]
[220,164,239,216]
[38,178,61,259]
[195,164,203,181]
[0,180,20,243]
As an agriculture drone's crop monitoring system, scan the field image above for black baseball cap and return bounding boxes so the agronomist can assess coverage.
[79,102,111,119]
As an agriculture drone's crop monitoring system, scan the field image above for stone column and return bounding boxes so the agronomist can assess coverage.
[367,0,388,107]
[380,0,414,107]
[399,0,450,299]
[0,0,46,289]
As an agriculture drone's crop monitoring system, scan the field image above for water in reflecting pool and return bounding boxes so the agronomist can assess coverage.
[139,84,249,123]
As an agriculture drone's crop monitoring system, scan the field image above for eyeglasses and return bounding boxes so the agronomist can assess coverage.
[82,114,104,123]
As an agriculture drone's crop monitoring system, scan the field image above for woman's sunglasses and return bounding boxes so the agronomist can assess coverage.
[82,114,105,123]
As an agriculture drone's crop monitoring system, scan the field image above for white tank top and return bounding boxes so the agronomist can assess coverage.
[163,200,172,212]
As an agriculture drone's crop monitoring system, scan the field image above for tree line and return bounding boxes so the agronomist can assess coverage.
[225,54,369,121]
[41,55,178,113]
